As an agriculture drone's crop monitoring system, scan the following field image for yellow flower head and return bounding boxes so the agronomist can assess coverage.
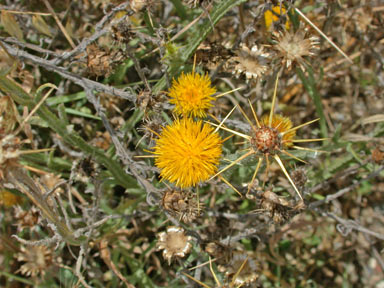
[153,118,222,188]
[0,190,22,207]
[264,5,290,31]
[168,71,216,118]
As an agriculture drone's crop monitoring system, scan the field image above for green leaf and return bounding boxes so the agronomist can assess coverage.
[1,11,24,41]
[0,76,138,189]
[296,66,328,138]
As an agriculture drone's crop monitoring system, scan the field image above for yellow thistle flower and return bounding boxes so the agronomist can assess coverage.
[152,118,222,188]
[208,77,326,201]
[168,72,216,118]
[264,5,290,31]
[0,190,22,207]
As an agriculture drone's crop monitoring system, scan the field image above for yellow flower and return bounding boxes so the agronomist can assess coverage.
[153,118,222,188]
[0,190,22,207]
[264,5,290,31]
[168,72,216,118]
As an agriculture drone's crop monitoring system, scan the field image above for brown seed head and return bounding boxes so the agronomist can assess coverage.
[14,206,41,231]
[233,44,270,80]
[224,251,258,286]
[156,226,193,265]
[16,245,53,277]
[161,189,202,223]
[251,126,281,154]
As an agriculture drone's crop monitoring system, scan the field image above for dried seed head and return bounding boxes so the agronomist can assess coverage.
[251,126,281,154]
[161,189,203,223]
[259,190,294,223]
[233,44,270,80]
[205,242,233,266]
[224,251,258,286]
[16,245,53,277]
[156,226,193,265]
[13,206,41,231]
[272,26,319,70]
[86,44,124,77]
[250,114,295,155]
[112,20,135,44]
[372,147,384,164]
[291,167,307,189]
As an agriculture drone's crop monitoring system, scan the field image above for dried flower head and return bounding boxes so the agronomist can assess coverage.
[291,167,308,189]
[0,96,21,180]
[16,245,53,277]
[251,114,296,154]
[13,205,41,231]
[86,44,124,77]
[272,27,319,70]
[372,147,384,164]
[156,226,192,265]
[137,115,164,146]
[233,44,270,80]
[224,252,258,286]
[208,78,326,201]
[259,190,294,223]
[264,5,290,31]
[0,190,22,207]
[184,252,256,287]
[152,118,222,188]
[168,71,216,118]
[0,133,22,180]
[162,189,203,223]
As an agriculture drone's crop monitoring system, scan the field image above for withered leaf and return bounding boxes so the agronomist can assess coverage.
[32,15,53,37]
[1,11,24,41]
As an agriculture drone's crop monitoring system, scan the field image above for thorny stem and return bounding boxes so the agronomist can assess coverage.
[309,166,384,208]
[125,43,151,91]
[0,41,136,101]
[51,2,131,65]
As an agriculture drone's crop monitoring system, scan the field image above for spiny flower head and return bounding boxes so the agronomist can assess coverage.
[264,5,290,31]
[253,114,296,153]
[153,118,222,188]
[168,71,216,118]
[207,77,326,201]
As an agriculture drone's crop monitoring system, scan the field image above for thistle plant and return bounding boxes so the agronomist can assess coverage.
[208,77,326,201]
[0,1,382,287]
